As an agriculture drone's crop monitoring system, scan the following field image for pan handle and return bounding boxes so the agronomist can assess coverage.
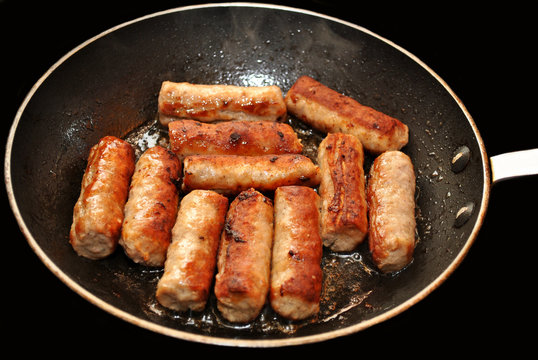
[490,148,538,184]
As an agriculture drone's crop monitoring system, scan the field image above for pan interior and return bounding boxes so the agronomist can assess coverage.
[6,4,486,345]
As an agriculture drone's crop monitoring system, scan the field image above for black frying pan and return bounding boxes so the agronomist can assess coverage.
[4,1,537,351]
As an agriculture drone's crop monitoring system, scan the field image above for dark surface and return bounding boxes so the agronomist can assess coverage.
[2,0,536,356]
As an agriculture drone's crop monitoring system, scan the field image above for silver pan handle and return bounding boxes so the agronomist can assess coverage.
[490,149,538,184]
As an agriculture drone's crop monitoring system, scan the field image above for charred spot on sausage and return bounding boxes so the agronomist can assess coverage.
[224,221,246,243]
[229,132,241,144]
[288,250,303,261]
[237,191,255,201]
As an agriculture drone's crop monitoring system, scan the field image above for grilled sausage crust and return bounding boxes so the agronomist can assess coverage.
[158,81,287,124]
[70,136,135,260]
[367,150,416,273]
[317,133,368,252]
[168,119,302,159]
[181,154,320,195]
[120,146,181,267]
[214,188,274,323]
[270,186,322,320]
[285,75,408,154]
[156,190,228,312]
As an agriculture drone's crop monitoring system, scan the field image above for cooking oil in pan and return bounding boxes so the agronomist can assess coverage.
[124,115,169,160]
[142,249,380,336]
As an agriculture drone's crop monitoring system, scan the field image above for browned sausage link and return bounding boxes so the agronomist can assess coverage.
[70,136,135,260]
[317,133,368,252]
[158,81,287,124]
[156,190,228,312]
[181,154,321,195]
[285,75,408,154]
[270,186,323,320]
[120,146,181,267]
[214,188,274,323]
[367,150,416,273]
[168,119,303,159]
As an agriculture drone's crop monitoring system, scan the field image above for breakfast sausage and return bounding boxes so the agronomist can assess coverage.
[285,75,408,154]
[317,133,368,252]
[367,150,416,273]
[270,186,323,320]
[156,190,228,312]
[168,119,302,159]
[214,188,274,323]
[69,136,135,260]
[119,146,181,267]
[181,154,320,195]
[158,81,287,124]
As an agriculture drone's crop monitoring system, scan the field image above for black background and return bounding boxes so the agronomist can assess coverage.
[2,0,536,356]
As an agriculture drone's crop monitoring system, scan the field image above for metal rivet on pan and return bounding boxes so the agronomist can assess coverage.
[454,202,475,228]
[451,145,471,173]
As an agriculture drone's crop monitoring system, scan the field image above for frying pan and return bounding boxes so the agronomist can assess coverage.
[4,2,537,349]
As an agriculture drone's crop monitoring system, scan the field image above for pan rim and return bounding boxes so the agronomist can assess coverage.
[4,2,491,347]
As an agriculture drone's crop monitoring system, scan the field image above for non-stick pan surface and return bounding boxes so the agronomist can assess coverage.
[3,1,537,353]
